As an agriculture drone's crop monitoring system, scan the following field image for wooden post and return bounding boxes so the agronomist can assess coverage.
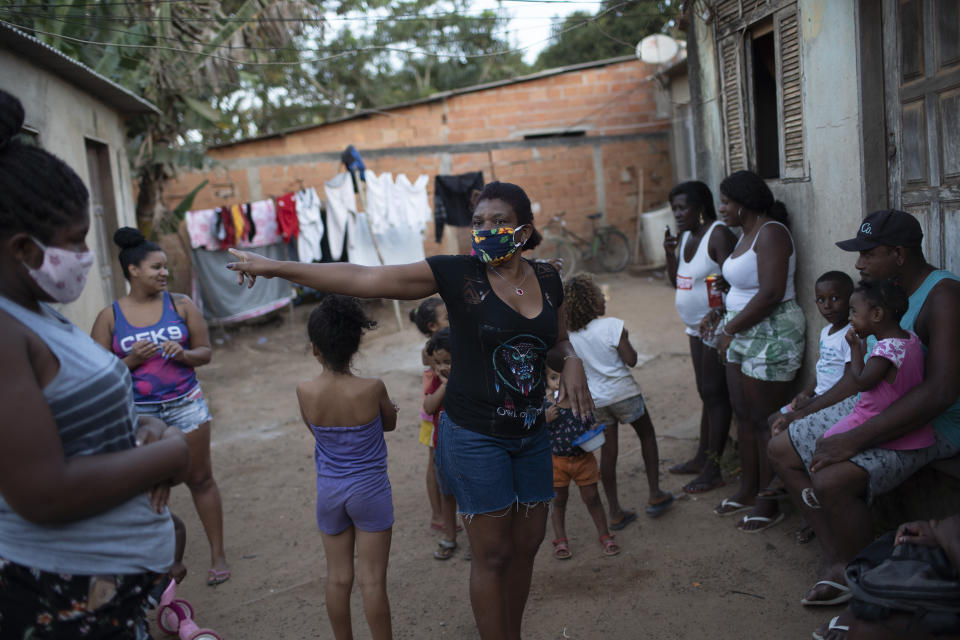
[634,169,648,265]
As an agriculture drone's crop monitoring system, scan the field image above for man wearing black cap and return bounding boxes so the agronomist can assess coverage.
[768,209,960,607]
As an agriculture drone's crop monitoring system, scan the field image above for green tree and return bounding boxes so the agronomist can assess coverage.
[535,0,680,70]
[1,0,325,230]
[309,0,528,120]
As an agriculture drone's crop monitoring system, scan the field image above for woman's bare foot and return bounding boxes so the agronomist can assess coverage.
[668,458,704,475]
[683,467,725,494]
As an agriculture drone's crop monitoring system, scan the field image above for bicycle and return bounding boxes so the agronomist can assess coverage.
[538,211,631,276]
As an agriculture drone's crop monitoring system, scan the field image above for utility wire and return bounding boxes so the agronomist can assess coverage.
[2,0,610,8]
[0,2,629,63]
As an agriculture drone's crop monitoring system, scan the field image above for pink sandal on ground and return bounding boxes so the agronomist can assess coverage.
[552,537,572,560]
[599,534,620,557]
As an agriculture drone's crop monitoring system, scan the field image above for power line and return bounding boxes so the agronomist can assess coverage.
[2,0,611,7]
[0,2,629,63]
[2,9,538,55]
[0,4,671,24]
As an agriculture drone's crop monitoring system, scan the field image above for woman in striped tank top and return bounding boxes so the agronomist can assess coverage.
[0,89,190,638]
[92,228,230,587]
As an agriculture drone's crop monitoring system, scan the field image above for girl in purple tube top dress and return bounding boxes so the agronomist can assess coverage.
[295,295,399,640]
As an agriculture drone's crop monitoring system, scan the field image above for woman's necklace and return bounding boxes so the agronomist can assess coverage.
[488,263,529,296]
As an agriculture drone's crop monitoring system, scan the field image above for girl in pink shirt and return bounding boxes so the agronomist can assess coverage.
[804,279,932,508]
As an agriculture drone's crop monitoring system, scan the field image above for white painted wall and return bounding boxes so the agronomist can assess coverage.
[0,49,136,332]
[771,0,865,380]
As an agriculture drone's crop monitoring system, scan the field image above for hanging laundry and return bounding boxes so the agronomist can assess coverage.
[217,207,236,250]
[275,192,300,242]
[229,204,249,245]
[373,225,425,265]
[295,187,324,264]
[364,170,395,234]
[245,199,282,248]
[434,171,483,242]
[394,174,431,232]
[346,212,382,267]
[191,242,294,324]
[185,208,219,250]
[324,173,356,262]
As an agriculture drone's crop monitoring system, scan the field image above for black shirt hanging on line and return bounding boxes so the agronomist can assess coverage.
[433,172,484,242]
[426,255,563,438]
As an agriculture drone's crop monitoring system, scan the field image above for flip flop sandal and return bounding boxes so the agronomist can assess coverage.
[801,580,852,607]
[811,615,850,640]
[645,493,675,518]
[713,498,752,517]
[802,487,823,509]
[599,534,620,557]
[206,568,231,586]
[609,509,637,531]
[736,512,786,533]
[433,539,457,561]
[552,537,572,560]
[683,478,726,494]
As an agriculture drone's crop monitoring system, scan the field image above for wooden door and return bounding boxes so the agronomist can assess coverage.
[85,140,125,300]
[884,0,960,270]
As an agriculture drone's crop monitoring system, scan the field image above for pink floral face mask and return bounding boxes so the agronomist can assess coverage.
[24,237,94,303]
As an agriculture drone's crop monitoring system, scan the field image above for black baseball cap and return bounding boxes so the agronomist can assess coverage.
[835,209,923,251]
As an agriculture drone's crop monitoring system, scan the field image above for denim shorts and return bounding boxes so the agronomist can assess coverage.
[135,386,212,434]
[436,412,555,517]
[593,393,646,427]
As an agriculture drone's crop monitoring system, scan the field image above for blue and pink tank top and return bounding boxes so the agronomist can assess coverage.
[111,291,199,404]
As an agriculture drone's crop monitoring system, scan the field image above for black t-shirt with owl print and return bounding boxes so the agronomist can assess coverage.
[426,255,563,438]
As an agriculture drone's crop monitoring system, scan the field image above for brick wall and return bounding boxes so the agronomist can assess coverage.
[165,58,674,260]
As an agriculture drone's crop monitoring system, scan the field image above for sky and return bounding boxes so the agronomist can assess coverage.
[472,0,610,63]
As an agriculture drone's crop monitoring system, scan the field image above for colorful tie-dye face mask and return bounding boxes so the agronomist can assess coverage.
[471,225,526,266]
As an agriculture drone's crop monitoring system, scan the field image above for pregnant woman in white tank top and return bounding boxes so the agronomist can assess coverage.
[664,181,737,495]
[712,170,806,533]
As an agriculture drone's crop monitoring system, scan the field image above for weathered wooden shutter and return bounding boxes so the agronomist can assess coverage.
[714,0,742,30]
[776,6,805,177]
[719,34,748,172]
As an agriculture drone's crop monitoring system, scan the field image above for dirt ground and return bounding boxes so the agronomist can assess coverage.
[164,271,833,639]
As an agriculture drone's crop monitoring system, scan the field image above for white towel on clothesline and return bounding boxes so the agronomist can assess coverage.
[324,173,356,261]
[295,187,324,263]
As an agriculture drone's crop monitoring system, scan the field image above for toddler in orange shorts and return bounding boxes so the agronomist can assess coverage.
[544,367,620,560]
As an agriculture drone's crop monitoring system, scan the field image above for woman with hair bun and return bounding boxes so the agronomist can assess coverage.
[709,170,805,532]
[0,89,189,637]
[92,227,230,585]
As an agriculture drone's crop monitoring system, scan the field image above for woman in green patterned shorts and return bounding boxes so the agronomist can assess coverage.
[707,170,805,532]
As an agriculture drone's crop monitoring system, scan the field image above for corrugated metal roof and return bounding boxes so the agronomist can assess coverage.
[0,21,159,114]
[211,55,640,149]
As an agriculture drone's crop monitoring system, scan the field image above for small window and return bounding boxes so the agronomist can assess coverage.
[751,25,779,178]
[717,4,806,179]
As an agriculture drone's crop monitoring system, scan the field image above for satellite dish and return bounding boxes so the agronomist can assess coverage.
[636,34,680,64]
